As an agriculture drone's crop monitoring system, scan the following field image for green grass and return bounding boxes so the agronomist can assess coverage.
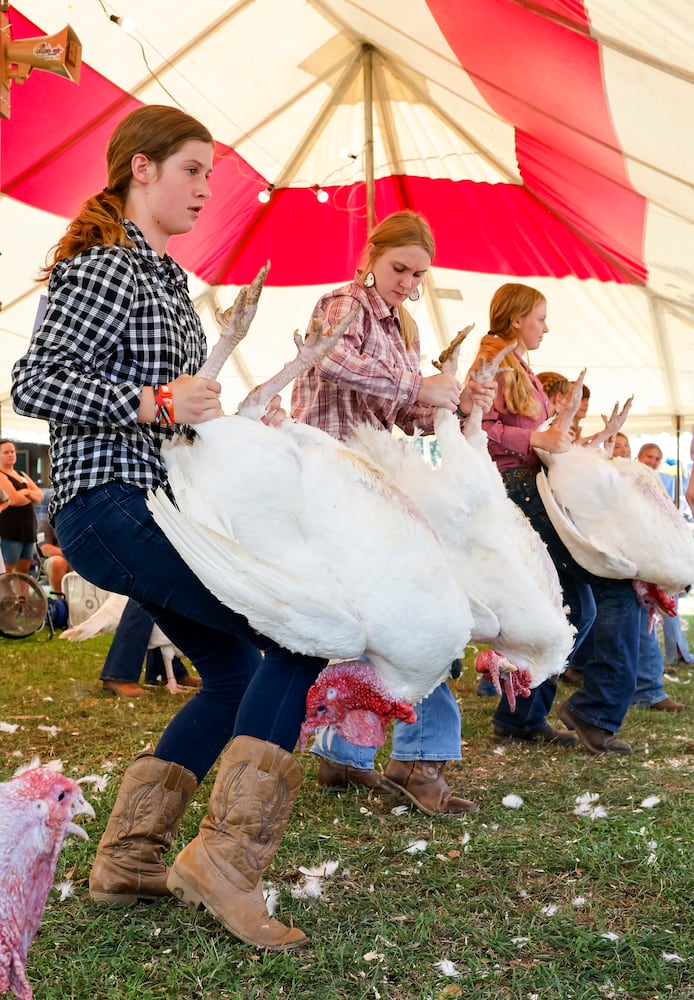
[0,627,692,1000]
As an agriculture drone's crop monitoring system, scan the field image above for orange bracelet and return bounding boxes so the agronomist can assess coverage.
[153,383,174,426]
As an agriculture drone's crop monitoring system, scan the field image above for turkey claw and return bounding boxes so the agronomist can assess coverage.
[474,649,532,712]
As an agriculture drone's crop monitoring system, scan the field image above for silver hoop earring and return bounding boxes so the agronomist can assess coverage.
[408,287,420,302]
[363,271,375,288]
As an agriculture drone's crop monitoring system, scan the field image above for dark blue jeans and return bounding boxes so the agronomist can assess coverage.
[56,482,326,781]
[565,578,639,731]
[493,472,597,735]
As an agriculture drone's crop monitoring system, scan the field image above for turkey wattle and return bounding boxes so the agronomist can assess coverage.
[147,268,474,728]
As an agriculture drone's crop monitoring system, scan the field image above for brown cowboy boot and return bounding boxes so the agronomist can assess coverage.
[89,755,198,905]
[382,759,478,815]
[167,736,306,951]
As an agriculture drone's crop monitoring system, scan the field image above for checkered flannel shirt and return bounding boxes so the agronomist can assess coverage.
[11,221,206,520]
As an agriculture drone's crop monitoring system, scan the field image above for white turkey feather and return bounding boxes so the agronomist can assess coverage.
[536,446,694,593]
[348,406,575,686]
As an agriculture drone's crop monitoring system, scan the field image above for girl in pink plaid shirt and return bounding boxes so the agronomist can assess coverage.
[291,211,491,815]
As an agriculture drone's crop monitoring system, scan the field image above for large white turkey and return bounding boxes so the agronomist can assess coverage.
[347,328,576,706]
[535,375,694,603]
[146,267,475,743]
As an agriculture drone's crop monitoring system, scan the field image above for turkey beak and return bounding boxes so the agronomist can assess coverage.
[68,796,96,839]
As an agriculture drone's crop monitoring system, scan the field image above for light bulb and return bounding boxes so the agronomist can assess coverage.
[257,187,272,204]
[313,185,329,204]
[109,14,136,34]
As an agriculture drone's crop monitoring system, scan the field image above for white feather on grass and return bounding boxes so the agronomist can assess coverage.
[435,959,460,977]
[502,794,524,809]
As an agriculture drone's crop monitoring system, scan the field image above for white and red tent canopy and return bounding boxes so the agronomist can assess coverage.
[1,0,693,444]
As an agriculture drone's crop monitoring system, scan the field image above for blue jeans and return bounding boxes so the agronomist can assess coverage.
[311,681,462,768]
[661,599,693,664]
[55,483,326,781]
[100,597,190,684]
[493,472,597,735]
[631,607,667,707]
[565,578,639,731]
[1,538,35,564]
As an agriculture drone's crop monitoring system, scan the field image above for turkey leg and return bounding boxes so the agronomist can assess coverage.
[237,307,358,420]
[197,262,270,379]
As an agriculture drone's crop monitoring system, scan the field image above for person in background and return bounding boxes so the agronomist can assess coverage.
[36,515,72,595]
[100,598,201,697]
[637,441,663,470]
[0,439,44,575]
[291,209,494,815]
[611,431,631,458]
[648,434,693,669]
[474,285,646,755]
[630,443,685,713]
[537,371,569,417]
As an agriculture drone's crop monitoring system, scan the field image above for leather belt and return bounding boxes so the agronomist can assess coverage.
[501,465,539,484]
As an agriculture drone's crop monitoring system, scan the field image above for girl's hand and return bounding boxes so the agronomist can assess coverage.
[170,375,223,423]
[459,377,496,415]
[418,373,462,411]
[140,375,223,425]
[261,394,288,428]
[530,426,573,453]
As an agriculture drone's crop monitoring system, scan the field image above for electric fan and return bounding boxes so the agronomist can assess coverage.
[0,573,49,638]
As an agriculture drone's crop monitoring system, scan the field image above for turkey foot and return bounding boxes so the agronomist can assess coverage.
[198,261,271,379]
[238,307,358,419]
[474,649,532,712]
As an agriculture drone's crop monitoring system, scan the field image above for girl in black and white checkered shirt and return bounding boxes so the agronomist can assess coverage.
[12,103,323,952]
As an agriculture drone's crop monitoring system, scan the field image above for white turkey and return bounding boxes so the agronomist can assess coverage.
[60,593,187,694]
[146,266,475,743]
[347,327,576,707]
[535,374,694,611]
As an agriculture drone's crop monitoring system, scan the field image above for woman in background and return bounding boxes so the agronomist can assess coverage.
[471,284,639,755]
[0,439,43,575]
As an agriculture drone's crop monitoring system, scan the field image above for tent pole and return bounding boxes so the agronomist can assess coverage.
[675,415,681,508]
[362,44,375,233]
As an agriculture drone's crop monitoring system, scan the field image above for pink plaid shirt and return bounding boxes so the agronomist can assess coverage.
[290,280,436,439]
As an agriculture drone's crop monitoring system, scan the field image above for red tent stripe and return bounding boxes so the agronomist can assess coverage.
[426,0,647,283]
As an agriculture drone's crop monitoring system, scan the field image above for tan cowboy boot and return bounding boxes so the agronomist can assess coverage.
[167,736,306,951]
[383,759,478,815]
[89,755,197,905]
